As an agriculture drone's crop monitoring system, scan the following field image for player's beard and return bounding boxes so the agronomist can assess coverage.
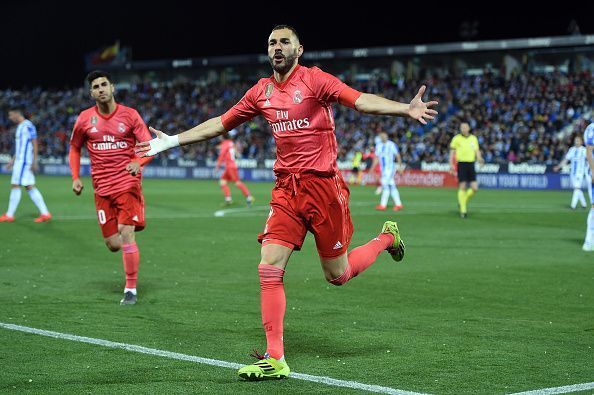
[269,50,298,75]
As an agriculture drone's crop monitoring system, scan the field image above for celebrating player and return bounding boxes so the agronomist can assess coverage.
[69,70,152,305]
[449,122,484,218]
[0,108,51,223]
[373,132,404,211]
[136,25,437,380]
[554,135,589,209]
[215,130,254,206]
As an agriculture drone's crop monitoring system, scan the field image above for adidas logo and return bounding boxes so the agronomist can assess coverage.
[90,127,98,133]
[333,241,343,250]
[132,215,139,221]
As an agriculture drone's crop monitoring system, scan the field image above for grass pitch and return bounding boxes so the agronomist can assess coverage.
[0,175,592,394]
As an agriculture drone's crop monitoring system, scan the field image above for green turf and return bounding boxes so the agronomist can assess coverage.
[0,174,592,394]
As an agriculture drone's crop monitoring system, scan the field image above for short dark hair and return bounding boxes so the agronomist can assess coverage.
[8,107,25,116]
[271,25,300,43]
[86,70,113,86]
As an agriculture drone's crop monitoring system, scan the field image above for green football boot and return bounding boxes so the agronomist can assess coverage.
[381,221,405,262]
[238,353,290,381]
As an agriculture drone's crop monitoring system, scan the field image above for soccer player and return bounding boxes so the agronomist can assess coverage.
[136,25,437,380]
[348,149,363,185]
[372,132,404,211]
[69,70,152,305]
[0,108,51,223]
[449,122,484,218]
[214,130,254,206]
[553,136,588,209]
[582,122,594,251]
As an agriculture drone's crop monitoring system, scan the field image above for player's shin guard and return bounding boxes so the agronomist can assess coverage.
[27,187,49,215]
[466,188,475,202]
[122,243,140,289]
[258,264,285,360]
[573,189,586,208]
[458,189,467,213]
[390,186,402,206]
[7,188,22,217]
[221,184,231,199]
[380,187,390,207]
[579,190,587,207]
[330,233,394,285]
[236,181,251,198]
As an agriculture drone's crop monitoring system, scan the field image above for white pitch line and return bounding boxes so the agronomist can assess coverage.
[0,322,427,395]
[508,382,594,395]
[214,206,269,217]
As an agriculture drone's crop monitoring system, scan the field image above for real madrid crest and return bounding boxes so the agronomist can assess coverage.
[293,90,302,104]
[264,83,274,107]
[91,116,98,125]
[118,122,126,133]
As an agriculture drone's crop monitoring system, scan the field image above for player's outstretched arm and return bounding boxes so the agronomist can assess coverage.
[354,85,438,125]
[135,117,226,157]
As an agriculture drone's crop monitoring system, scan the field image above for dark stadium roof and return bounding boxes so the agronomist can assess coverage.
[2,1,593,88]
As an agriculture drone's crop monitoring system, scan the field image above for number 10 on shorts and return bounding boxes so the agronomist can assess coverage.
[97,209,107,225]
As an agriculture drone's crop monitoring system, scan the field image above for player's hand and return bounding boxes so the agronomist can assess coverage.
[478,158,485,166]
[72,179,84,196]
[126,161,141,176]
[135,126,180,157]
[5,160,14,171]
[553,165,560,172]
[408,85,439,125]
[31,162,39,173]
[449,168,456,176]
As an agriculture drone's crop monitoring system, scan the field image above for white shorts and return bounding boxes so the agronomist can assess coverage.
[11,161,35,186]
[571,175,585,189]
[380,169,396,187]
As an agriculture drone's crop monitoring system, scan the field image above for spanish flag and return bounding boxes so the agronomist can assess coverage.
[86,41,121,67]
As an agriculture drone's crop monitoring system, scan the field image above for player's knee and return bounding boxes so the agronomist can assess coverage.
[259,255,284,267]
[260,248,289,268]
[325,271,346,285]
[105,240,121,252]
[219,179,227,186]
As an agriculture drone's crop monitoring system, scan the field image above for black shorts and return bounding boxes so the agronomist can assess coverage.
[352,167,360,174]
[457,162,476,182]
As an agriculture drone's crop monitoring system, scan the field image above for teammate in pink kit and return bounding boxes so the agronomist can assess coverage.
[69,70,152,305]
[215,132,253,206]
[136,25,438,380]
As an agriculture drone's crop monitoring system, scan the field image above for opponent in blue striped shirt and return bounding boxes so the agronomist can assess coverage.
[582,122,594,251]
[372,132,404,211]
[554,135,588,209]
[0,108,51,222]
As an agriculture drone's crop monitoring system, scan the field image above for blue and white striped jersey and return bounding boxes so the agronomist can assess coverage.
[14,119,37,163]
[565,146,587,178]
[375,140,399,174]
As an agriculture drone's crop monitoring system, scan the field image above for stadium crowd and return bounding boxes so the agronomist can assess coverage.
[0,69,592,166]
